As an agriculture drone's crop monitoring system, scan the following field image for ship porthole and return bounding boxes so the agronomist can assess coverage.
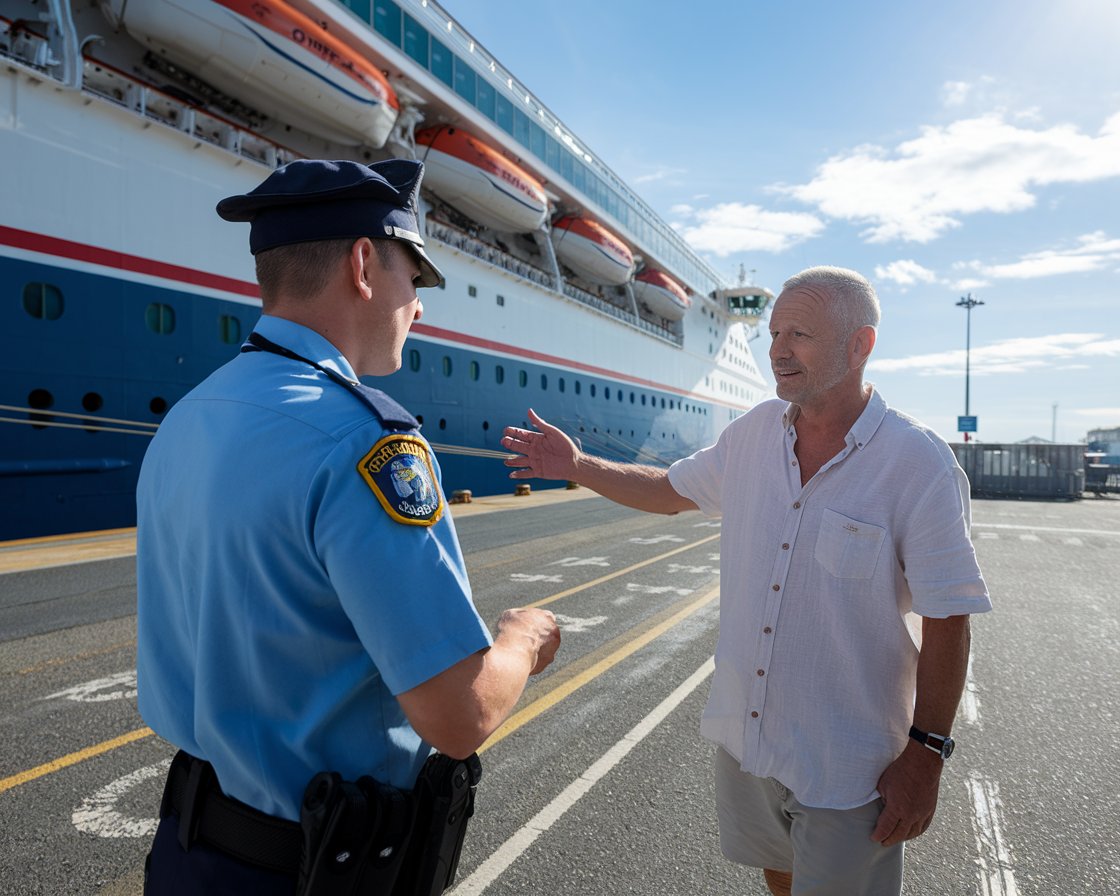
[150,397,168,415]
[28,388,54,430]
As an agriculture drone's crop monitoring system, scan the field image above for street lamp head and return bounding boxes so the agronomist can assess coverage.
[956,293,985,310]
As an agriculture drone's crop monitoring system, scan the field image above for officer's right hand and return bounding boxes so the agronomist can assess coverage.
[497,607,561,675]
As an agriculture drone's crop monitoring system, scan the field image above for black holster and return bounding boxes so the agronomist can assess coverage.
[296,752,481,896]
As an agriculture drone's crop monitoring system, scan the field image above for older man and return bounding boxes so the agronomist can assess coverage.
[501,266,990,896]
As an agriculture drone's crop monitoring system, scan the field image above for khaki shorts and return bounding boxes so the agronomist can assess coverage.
[714,747,903,896]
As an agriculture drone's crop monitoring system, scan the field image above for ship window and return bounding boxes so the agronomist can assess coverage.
[475,79,496,120]
[495,364,505,384]
[145,303,176,335]
[528,121,546,159]
[495,94,514,135]
[82,392,102,412]
[453,57,476,104]
[150,397,168,415]
[409,348,421,372]
[604,387,611,400]
[574,381,581,395]
[218,314,241,344]
[341,0,372,22]
[558,377,565,393]
[545,135,561,173]
[559,148,574,183]
[469,360,480,381]
[430,36,453,87]
[403,13,428,67]
[28,388,53,429]
[496,294,505,306]
[373,1,401,45]
[442,356,453,376]
[439,418,447,430]
[512,108,530,147]
[519,370,527,388]
[482,421,490,431]
[22,282,64,320]
[468,285,477,297]
[641,394,646,406]
[630,392,635,404]
[540,374,548,390]
[590,384,596,397]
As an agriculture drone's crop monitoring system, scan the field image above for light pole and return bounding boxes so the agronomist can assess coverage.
[956,293,984,442]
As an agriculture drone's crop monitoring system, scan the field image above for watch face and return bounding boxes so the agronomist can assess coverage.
[941,737,955,759]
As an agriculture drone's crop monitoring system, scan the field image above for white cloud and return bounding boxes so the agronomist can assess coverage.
[870,333,1120,376]
[962,231,1120,280]
[674,202,824,255]
[632,166,687,185]
[874,259,937,288]
[941,81,973,107]
[780,112,1120,243]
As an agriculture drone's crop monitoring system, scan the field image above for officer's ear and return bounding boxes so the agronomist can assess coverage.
[350,237,376,302]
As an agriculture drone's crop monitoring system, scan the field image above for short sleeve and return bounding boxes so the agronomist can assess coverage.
[310,429,492,694]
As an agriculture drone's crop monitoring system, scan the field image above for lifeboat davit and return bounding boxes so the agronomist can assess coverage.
[633,269,690,320]
[551,216,634,286]
[104,0,399,147]
[416,127,549,233]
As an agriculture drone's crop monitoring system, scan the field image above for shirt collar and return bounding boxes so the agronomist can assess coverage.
[253,314,360,383]
[781,386,888,451]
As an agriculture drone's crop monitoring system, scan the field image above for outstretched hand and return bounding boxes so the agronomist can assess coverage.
[501,409,580,481]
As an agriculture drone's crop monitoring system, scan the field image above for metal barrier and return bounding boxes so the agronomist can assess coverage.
[951,443,1086,499]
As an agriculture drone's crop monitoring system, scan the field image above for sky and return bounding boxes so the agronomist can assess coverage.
[444,0,1120,444]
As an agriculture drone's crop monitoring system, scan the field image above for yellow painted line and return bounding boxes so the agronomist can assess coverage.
[480,582,720,752]
[524,532,720,609]
[0,727,154,795]
[1,533,721,792]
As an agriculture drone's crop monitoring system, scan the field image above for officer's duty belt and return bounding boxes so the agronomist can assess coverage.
[162,750,302,876]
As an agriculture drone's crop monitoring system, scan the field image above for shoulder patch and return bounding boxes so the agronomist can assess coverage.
[358,435,444,526]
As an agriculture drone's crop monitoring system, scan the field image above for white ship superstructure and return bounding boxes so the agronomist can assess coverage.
[0,0,772,539]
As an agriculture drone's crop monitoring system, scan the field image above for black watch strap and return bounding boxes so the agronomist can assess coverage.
[909,725,954,759]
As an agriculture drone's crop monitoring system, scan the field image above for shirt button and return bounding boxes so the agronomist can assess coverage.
[792,460,797,466]
[772,584,780,591]
[757,669,765,676]
[782,543,789,550]
[751,711,759,718]
[763,626,773,634]
[793,501,800,509]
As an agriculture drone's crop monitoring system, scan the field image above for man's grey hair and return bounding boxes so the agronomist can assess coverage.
[782,266,881,338]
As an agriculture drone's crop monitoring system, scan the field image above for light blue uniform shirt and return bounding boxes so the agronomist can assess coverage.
[136,315,492,821]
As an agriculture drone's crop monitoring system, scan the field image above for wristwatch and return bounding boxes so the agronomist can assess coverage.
[909,725,955,759]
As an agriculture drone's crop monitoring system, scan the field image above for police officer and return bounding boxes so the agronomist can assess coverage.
[136,158,561,894]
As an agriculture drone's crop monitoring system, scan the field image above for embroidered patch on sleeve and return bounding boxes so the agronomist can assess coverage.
[357,435,444,526]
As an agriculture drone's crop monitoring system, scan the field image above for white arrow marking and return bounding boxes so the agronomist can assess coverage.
[667,563,716,575]
[44,671,137,704]
[510,573,564,583]
[625,583,694,597]
[72,761,168,838]
[628,535,685,545]
[553,614,608,633]
[549,557,611,567]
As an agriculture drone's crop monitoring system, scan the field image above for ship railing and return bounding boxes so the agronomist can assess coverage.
[0,19,297,170]
[425,218,683,348]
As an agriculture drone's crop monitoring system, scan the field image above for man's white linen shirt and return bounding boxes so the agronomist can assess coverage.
[668,389,991,810]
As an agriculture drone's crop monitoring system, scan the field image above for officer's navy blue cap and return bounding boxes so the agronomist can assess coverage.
[216,158,445,288]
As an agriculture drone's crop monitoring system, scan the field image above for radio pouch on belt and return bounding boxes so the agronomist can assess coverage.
[297,771,413,896]
[393,752,482,896]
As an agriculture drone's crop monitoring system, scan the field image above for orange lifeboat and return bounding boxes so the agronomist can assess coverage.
[633,269,690,320]
[415,127,549,233]
[105,0,399,147]
[551,216,634,286]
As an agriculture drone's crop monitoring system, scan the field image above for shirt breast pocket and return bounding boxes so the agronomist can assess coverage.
[814,509,886,580]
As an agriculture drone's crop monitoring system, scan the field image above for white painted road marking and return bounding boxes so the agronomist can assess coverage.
[44,671,137,704]
[973,522,1120,537]
[549,556,611,567]
[449,657,715,895]
[510,573,564,583]
[72,761,167,838]
[629,535,685,545]
[552,614,608,633]
[667,562,716,575]
[967,772,1019,896]
[625,583,694,597]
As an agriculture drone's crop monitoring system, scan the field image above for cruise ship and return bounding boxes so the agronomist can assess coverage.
[0,0,773,541]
